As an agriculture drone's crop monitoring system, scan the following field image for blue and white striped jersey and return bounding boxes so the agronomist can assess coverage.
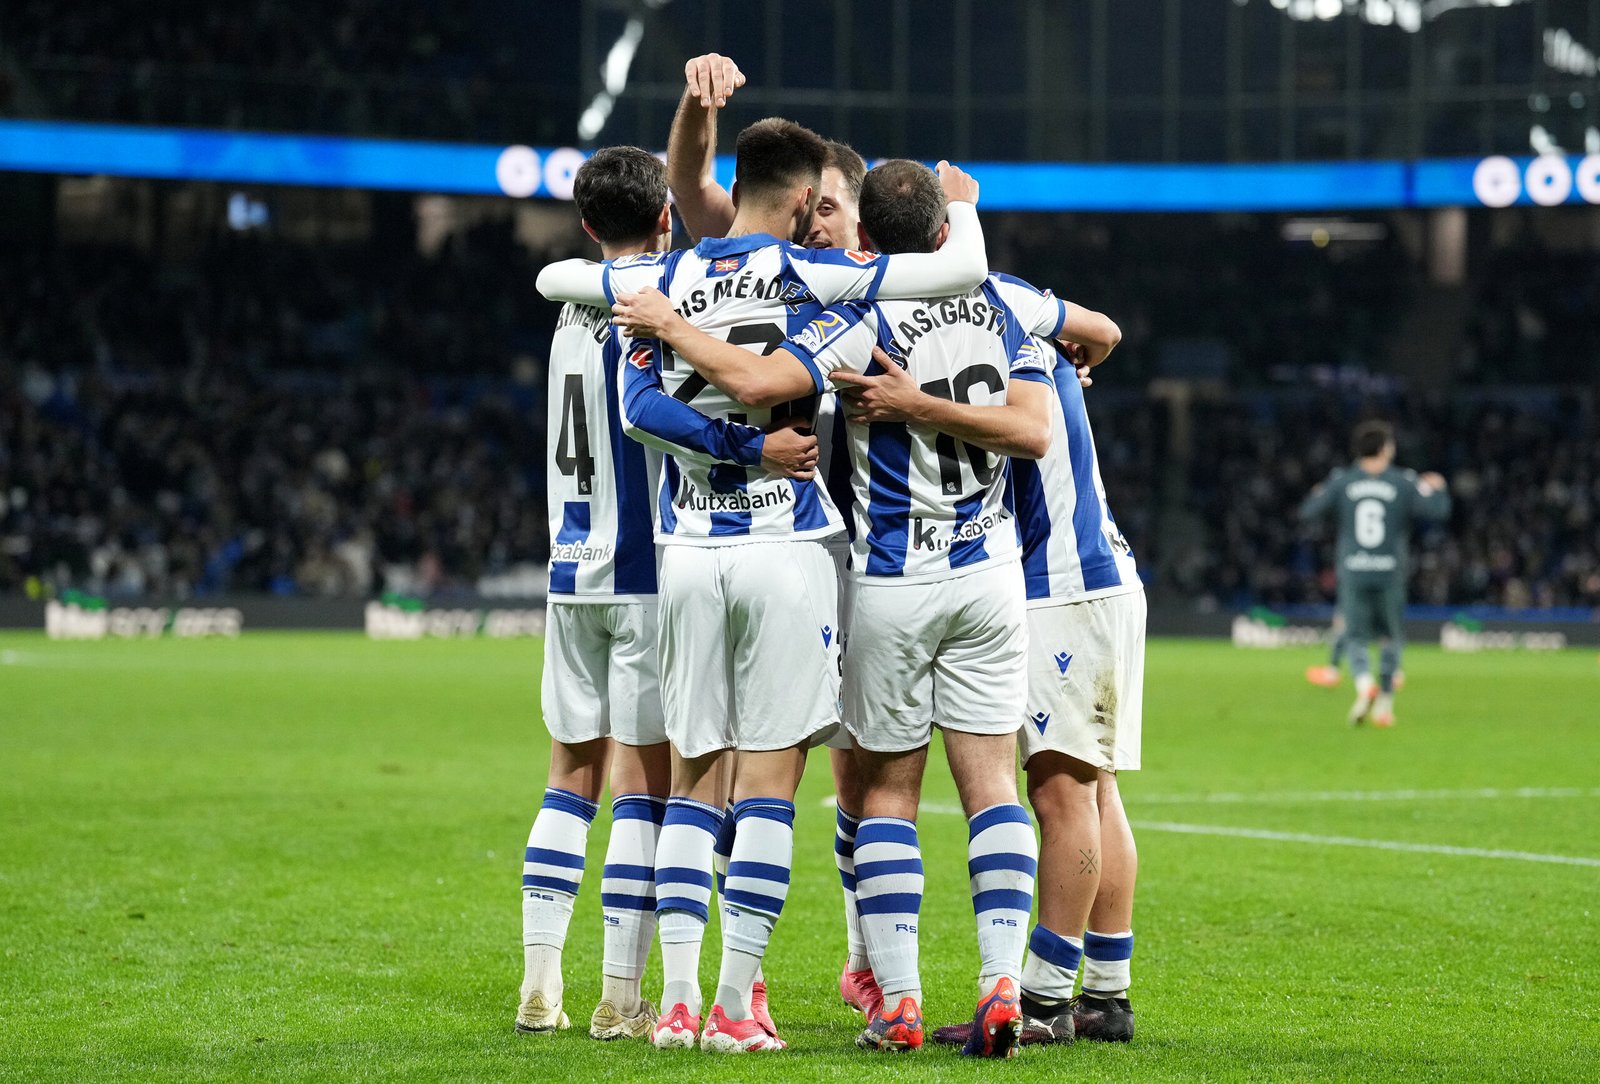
[538,204,990,547]
[1007,335,1141,605]
[545,303,658,599]
[784,279,1057,582]
[545,302,768,598]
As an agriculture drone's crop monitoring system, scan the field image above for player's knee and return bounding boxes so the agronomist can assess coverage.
[1025,753,1099,821]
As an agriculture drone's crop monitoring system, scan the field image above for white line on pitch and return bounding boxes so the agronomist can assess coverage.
[1132,821,1600,868]
[1135,785,1600,805]
[821,785,1600,815]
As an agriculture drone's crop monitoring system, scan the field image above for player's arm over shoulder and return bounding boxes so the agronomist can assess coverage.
[610,285,831,409]
[989,273,1121,365]
[796,200,988,304]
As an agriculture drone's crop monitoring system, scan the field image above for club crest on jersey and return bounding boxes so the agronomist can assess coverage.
[793,311,850,355]
[1054,651,1072,675]
[627,344,655,369]
[1013,339,1046,372]
[843,249,877,265]
[710,255,746,275]
[1031,711,1050,735]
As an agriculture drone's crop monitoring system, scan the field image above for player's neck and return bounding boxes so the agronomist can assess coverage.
[1358,456,1390,474]
[600,237,660,260]
[727,208,793,241]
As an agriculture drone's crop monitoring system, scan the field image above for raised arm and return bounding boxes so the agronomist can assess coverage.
[612,286,824,409]
[666,53,743,241]
[830,346,1052,460]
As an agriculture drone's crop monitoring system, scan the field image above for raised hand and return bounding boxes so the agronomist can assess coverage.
[685,52,746,109]
[936,160,979,205]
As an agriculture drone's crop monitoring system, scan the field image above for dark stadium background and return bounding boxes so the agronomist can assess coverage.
[2,0,1597,634]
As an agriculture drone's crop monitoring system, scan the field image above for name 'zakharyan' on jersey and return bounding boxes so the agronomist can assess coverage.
[783,275,1067,582]
[1006,331,1142,605]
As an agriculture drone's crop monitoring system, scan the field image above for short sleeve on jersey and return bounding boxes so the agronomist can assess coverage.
[785,302,877,389]
[601,251,672,306]
[1008,336,1053,385]
[989,272,1066,339]
[787,246,889,304]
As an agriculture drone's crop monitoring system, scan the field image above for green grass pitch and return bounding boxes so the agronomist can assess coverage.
[2,633,1598,1082]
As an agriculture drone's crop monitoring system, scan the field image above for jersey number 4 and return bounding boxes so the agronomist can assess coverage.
[555,374,595,494]
[920,363,1004,495]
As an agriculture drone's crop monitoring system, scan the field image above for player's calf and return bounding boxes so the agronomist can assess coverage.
[517,786,600,1033]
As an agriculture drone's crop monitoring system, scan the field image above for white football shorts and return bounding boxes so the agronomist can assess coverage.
[657,540,841,758]
[823,539,856,751]
[1019,588,1146,771]
[843,558,1027,754]
[542,599,666,747]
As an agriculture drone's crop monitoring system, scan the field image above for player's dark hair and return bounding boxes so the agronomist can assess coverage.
[573,146,667,244]
[734,118,828,205]
[1352,419,1395,458]
[823,140,867,202]
[858,159,946,254]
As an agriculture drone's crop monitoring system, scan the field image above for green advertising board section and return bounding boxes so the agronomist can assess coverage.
[0,594,1594,648]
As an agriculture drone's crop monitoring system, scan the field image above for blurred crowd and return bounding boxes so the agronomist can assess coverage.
[1,367,547,598]
[2,233,1597,610]
[1183,389,1600,611]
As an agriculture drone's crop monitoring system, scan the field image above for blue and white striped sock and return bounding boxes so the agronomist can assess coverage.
[600,794,665,1013]
[835,808,870,972]
[1082,929,1134,997]
[714,798,795,1019]
[1021,925,1084,1005]
[853,817,924,1004]
[654,796,722,1014]
[968,803,1038,989]
[713,799,737,897]
[521,787,598,1001]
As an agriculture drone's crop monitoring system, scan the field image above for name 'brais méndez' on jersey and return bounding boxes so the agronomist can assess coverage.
[783,275,1066,582]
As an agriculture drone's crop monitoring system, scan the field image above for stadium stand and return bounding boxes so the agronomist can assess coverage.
[3,228,1594,607]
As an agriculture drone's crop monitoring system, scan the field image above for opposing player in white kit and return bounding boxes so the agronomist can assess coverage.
[612,159,1081,1059]
[538,121,992,1053]
[666,51,881,1016]
[519,147,807,1040]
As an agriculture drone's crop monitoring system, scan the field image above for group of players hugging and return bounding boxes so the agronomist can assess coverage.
[515,54,1143,1058]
